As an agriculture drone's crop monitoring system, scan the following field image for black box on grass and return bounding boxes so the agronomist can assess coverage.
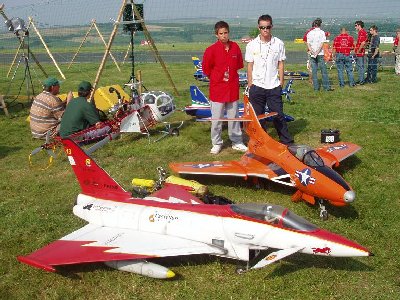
[321,129,340,143]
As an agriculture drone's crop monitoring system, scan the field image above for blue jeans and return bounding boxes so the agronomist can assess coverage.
[356,56,365,83]
[310,55,331,90]
[336,53,355,87]
[366,55,378,82]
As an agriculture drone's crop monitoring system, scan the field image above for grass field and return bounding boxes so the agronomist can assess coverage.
[0,56,399,299]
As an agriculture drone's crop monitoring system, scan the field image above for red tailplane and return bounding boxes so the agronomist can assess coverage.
[61,139,132,201]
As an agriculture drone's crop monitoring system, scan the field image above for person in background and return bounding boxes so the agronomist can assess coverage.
[306,18,334,91]
[245,14,294,145]
[303,19,330,85]
[365,25,380,83]
[332,27,355,87]
[354,20,368,85]
[59,81,102,138]
[202,20,247,155]
[394,29,400,75]
[30,77,72,139]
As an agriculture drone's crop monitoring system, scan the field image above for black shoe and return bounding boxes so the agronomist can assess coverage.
[326,88,335,91]
[359,81,365,85]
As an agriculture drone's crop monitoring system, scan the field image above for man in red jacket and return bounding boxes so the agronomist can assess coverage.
[203,21,247,154]
[332,27,355,87]
[354,20,368,84]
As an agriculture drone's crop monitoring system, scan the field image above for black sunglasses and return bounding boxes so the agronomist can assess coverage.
[259,25,272,30]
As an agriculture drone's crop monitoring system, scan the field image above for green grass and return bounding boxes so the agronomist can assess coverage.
[1,57,399,299]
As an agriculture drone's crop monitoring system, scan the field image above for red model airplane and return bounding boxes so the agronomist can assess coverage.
[170,94,361,220]
[18,139,371,279]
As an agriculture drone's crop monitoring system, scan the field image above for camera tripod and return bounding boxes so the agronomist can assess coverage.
[5,35,36,107]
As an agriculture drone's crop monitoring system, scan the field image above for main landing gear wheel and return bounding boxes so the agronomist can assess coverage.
[236,268,246,274]
[169,128,179,136]
[318,199,328,221]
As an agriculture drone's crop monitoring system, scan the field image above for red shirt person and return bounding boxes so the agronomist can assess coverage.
[333,31,354,56]
[332,27,355,87]
[354,20,368,84]
[202,21,247,155]
[202,35,243,103]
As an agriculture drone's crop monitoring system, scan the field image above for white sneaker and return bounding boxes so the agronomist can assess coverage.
[232,143,248,152]
[210,144,222,154]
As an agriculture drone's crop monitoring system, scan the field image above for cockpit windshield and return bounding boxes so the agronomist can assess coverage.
[230,203,317,232]
[288,145,324,167]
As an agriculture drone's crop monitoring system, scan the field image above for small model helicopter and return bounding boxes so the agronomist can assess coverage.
[184,84,295,122]
[171,93,361,220]
[18,139,371,279]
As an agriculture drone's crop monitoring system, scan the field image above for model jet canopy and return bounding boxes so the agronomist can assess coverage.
[288,145,324,167]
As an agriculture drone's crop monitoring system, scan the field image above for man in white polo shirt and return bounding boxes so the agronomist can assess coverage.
[306,18,334,91]
[245,14,294,145]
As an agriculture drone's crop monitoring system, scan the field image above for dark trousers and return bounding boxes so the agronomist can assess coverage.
[366,55,378,83]
[249,84,293,145]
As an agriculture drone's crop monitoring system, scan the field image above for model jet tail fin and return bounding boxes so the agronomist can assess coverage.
[242,94,283,156]
[190,85,210,106]
[192,56,202,70]
[61,139,132,201]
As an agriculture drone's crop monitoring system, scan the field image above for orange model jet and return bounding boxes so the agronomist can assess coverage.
[170,94,361,220]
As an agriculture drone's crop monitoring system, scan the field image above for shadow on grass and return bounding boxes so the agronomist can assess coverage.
[55,251,373,280]
[325,203,359,219]
[287,117,309,138]
[55,254,236,280]
[335,155,362,175]
[265,254,373,279]
[0,145,22,159]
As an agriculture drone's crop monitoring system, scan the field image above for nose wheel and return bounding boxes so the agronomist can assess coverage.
[318,199,328,220]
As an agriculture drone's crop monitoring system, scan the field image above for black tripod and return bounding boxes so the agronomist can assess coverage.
[125,28,141,106]
[5,32,35,107]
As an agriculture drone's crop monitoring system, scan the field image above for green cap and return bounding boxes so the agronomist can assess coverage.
[78,81,93,92]
[43,77,60,87]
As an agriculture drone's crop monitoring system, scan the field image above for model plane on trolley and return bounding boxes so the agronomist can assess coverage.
[171,94,361,220]
[18,139,371,279]
[184,84,295,122]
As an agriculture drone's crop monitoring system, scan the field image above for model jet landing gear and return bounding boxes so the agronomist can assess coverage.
[235,249,262,274]
[153,121,183,142]
[319,199,328,221]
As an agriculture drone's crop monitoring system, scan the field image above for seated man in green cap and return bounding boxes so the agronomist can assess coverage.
[60,81,109,141]
[30,77,72,139]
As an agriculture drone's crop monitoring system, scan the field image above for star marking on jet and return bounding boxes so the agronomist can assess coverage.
[295,168,316,186]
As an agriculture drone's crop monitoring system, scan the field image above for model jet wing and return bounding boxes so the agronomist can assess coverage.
[170,153,289,183]
[17,223,225,272]
[316,142,361,167]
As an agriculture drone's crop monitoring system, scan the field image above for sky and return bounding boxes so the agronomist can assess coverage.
[1,0,399,27]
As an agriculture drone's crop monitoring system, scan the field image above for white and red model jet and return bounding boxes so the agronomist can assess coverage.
[18,139,372,279]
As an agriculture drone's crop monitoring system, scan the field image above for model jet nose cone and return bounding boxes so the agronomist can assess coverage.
[344,190,356,203]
